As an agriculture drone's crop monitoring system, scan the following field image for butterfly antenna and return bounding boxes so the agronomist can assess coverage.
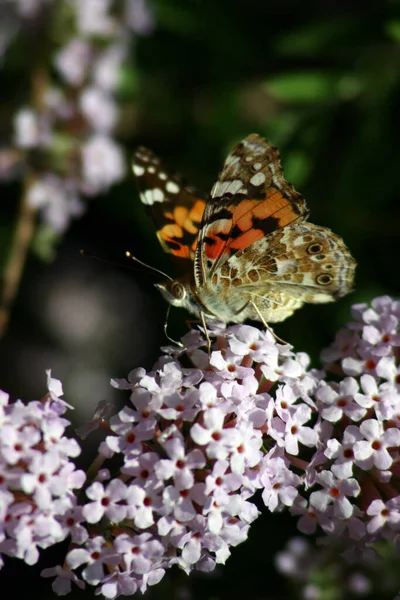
[163,304,184,348]
[80,249,128,269]
[125,251,173,281]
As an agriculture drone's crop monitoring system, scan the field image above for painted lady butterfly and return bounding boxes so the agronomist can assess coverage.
[132,134,356,334]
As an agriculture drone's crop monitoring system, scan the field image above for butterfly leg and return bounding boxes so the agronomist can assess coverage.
[163,305,184,348]
[199,310,212,354]
[250,301,289,346]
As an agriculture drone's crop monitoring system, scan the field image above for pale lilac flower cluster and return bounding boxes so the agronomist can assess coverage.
[0,371,85,579]
[0,0,153,232]
[2,296,400,597]
[290,296,400,552]
[41,325,319,597]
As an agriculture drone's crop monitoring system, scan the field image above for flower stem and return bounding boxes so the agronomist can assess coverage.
[0,178,36,338]
[0,65,49,338]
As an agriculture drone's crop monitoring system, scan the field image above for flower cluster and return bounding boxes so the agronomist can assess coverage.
[1,296,400,597]
[0,371,85,576]
[38,325,319,597]
[294,295,400,551]
[0,0,153,232]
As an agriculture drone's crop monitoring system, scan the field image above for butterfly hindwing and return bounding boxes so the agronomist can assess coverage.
[195,134,309,285]
[133,147,206,260]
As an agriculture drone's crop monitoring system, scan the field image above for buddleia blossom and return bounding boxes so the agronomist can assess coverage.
[294,295,400,551]
[0,371,85,575]
[37,324,316,596]
[2,296,400,597]
[0,0,154,233]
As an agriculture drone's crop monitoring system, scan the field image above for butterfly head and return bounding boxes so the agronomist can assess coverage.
[154,280,201,317]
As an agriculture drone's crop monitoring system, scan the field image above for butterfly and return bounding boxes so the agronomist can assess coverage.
[132,134,356,339]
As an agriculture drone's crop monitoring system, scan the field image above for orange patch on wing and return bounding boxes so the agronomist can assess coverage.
[161,223,183,238]
[230,189,298,232]
[172,200,205,235]
[204,231,230,260]
[174,206,189,227]
[157,224,190,258]
[170,246,190,258]
[229,228,264,250]
[189,200,206,222]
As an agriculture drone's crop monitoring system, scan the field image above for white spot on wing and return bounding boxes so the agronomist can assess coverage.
[250,172,266,186]
[153,188,164,202]
[148,166,156,174]
[142,188,164,205]
[212,179,246,197]
[225,154,240,167]
[243,139,266,156]
[159,172,167,180]
[133,164,144,176]
[226,179,246,194]
[166,181,180,194]
[253,162,262,171]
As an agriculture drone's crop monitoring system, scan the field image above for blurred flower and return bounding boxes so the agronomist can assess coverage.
[0,0,154,235]
[27,174,84,233]
[54,38,92,86]
[81,134,126,195]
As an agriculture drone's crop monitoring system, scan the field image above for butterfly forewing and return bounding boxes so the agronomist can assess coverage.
[195,134,309,286]
[133,146,206,260]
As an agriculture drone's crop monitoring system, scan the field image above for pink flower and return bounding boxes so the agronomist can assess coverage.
[190,407,241,459]
[353,420,400,471]
[261,455,301,511]
[309,471,360,519]
[83,479,127,524]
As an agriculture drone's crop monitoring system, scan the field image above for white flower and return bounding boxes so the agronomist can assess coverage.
[81,134,125,194]
[190,407,240,459]
[309,471,360,519]
[353,420,400,471]
[282,404,318,455]
[54,38,91,86]
[83,479,128,524]
[79,86,118,133]
[261,456,301,511]
[13,108,40,148]
[366,498,400,535]
[93,43,126,91]
[125,0,154,34]
[316,377,366,423]
[27,175,84,233]
[73,0,117,36]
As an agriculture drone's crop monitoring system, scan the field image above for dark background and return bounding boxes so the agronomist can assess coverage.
[1,1,400,598]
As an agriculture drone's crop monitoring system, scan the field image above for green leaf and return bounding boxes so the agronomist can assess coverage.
[274,18,356,55]
[385,20,400,43]
[265,73,337,103]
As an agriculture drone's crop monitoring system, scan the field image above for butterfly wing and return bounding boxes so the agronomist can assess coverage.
[194,134,309,286]
[219,222,356,323]
[133,147,207,260]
